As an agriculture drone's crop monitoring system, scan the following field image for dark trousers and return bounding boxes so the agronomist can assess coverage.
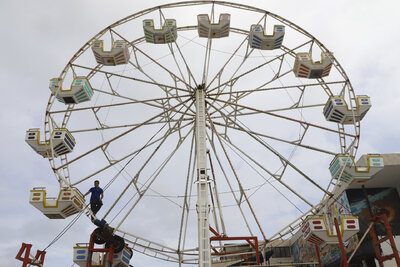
[90,199,103,217]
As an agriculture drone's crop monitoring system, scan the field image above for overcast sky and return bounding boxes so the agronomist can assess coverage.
[1,0,400,266]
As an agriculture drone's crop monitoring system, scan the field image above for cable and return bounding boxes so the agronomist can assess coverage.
[28,202,91,265]
[42,203,89,251]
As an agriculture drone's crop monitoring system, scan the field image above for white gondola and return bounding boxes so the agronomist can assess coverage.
[73,244,133,267]
[91,40,130,66]
[49,77,94,104]
[73,244,100,266]
[30,187,85,219]
[143,19,177,44]
[301,216,359,246]
[25,128,75,158]
[293,52,333,78]
[323,96,371,124]
[197,14,230,38]
[329,154,384,184]
[248,24,285,50]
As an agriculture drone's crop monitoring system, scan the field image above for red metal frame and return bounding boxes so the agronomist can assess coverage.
[314,244,322,267]
[15,243,46,267]
[209,226,260,265]
[369,214,400,267]
[334,218,349,267]
[86,233,114,267]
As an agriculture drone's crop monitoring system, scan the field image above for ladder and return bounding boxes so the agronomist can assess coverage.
[369,214,400,267]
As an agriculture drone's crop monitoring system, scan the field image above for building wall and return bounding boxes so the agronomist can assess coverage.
[346,187,400,235]
[397,185,400,202]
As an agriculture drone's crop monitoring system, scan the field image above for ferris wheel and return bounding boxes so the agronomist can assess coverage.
[23,1,372,266]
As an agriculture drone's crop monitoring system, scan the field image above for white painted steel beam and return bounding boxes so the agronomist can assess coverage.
[195,87,211,266]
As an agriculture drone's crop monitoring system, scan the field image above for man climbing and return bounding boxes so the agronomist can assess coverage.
[84,180,104,219]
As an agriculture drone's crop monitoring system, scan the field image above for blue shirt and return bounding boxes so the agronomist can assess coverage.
[89,187,103,201]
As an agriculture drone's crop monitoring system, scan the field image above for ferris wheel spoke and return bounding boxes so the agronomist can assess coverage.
[206,44,256,102]
[209,103,325,121]
[205,14,266,90]
[85,100,194,138]
[207,100,332,197]
[200,2,215,85]
[218,135,312,209]
[125,50,197,117]
[72,120,193,188]
[201,32,213,85]
[209,67,294,116]
[177,132,196,254]
[236,53,295,103]
[100,103,194,217]
[208,81,347,111]
[49,94,192,115]
[166,42,190,86]
[110,154,186,210]
[69,118,194,134]
[207,150,227,237]
[219,45,255,94]
[102,114,194,220]
[206,68,291,118]
[55,99,190,172]
[212,120,336,156]
[127,58,191,104]
[110,29,194,90]
[71,103,194,184]
[112,126,194,232]
[206,131,255,237]
[71,63,191,94]
[239,69,294,103]
[211,47,282,101]
[208,80,326,118]
[206,110,268,242]
[209,97,356,138]
[209,81,346,98]
[222,137,313,209]
[158,9,198,86]
[180,138,198,257]
[207,39,313,95]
